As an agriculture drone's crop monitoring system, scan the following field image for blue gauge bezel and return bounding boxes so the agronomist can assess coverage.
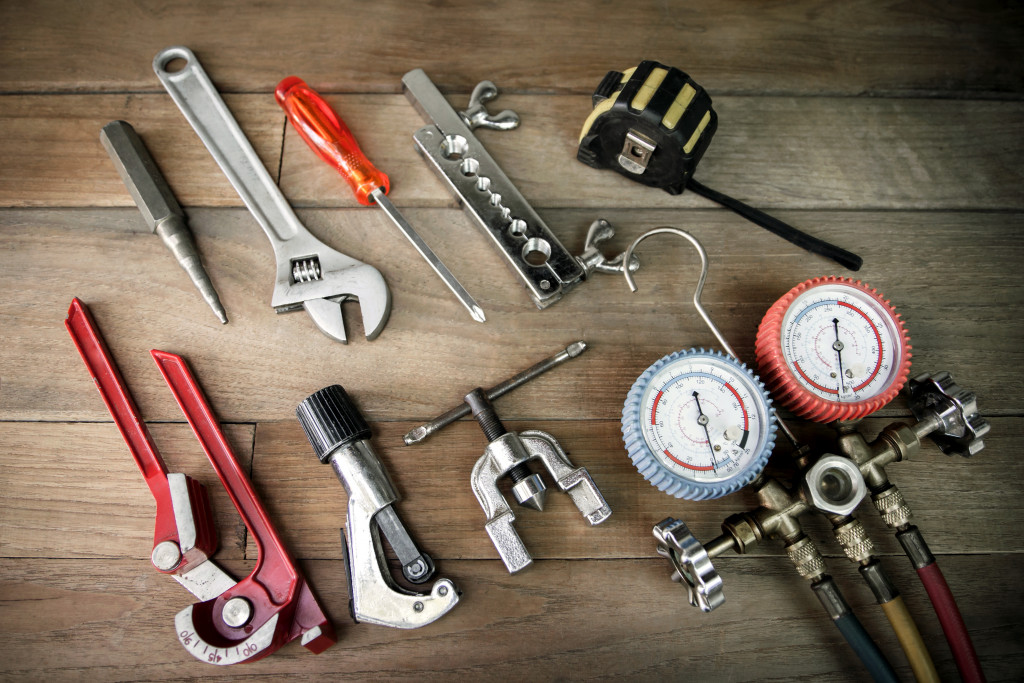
[621,348,778,500]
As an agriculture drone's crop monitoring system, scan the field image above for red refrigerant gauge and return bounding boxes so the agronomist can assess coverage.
[755,277,912,423]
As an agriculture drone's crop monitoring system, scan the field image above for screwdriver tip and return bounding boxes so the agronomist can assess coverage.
[469,305,486,323]
[215,309,228,324]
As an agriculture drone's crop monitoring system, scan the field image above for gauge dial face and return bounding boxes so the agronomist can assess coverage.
[756,277,912,423]
[623,349,776,499]
[780,283,905,402]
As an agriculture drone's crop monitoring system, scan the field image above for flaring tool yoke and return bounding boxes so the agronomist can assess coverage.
[406,342,611,574]
[65,298,335,664]
[296,386,460,628]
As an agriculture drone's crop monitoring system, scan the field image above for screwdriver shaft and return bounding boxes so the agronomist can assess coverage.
[403,341,588,445]
[370,188,485,323]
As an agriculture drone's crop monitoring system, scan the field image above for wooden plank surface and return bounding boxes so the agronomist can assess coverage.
[2,1,1022,681]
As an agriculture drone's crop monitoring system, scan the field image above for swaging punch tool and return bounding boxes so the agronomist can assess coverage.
[402,69,638,309]
[65,298,335,664]
[155,47,391,344]
[296,386,460,628]
[406,342,611,573]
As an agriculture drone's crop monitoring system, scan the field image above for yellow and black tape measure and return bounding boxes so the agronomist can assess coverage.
[577,60,863,271]
[577,61,717,195]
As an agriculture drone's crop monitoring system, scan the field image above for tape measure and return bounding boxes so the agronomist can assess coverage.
[578,61,716,194]
[576,60,863,272]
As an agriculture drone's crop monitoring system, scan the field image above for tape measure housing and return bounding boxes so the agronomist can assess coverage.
[577,60,717,194]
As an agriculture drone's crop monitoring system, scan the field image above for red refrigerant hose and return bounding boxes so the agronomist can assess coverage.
[898,525,986,683]
[917,561,985,683]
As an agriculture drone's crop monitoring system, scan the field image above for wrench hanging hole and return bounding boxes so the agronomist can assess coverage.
[162,57,189,73]
[522,238,551,266]
[440,135,469,160]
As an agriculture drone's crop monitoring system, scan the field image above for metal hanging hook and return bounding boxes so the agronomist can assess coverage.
[621,227,737,358]
[622,226,801,448]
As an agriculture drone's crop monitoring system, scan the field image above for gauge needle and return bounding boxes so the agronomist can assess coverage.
[832,317,847,399]
[692,391,718,473]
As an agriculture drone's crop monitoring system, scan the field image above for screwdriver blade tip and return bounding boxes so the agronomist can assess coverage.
[403,426,427,445]
[567,341,588,357]
[469,305,486,323]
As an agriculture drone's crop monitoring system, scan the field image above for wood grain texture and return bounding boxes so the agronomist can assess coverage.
[3,209,1020,422]
[2,94,1022,210]
[1,1,1022,96]
[1,556,1020,681]
[2,1,1021,680]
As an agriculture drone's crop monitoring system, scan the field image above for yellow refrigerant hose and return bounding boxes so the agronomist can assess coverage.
[880,596,940,683]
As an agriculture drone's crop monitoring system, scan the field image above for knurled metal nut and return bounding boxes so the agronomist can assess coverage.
[786,540,825,579]
[873,488,912,528]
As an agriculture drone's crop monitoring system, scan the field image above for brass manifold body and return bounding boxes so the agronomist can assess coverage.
[655,370,988,611]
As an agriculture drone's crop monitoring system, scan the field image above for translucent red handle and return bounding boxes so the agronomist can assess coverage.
[275,76,389,206]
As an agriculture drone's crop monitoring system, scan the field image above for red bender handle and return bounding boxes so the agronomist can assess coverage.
[64,299,216,570]
[275,76,390,206]
[153,349,336,654]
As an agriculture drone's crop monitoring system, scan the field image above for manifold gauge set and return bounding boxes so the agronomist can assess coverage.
[77,49,988,681]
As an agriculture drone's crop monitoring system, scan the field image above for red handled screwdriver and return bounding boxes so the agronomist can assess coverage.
[275,77,485,323]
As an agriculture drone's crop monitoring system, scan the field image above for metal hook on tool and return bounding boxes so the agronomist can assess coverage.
[622,227,801,446]
[621,227,737,358]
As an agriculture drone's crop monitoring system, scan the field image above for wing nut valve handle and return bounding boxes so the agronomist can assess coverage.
[65,298,335,664]
[296,385,459,628]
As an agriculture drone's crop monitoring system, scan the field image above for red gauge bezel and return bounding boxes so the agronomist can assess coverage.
[755,277,912,423]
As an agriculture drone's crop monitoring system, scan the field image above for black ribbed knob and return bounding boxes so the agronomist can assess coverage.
[296,385,372,463]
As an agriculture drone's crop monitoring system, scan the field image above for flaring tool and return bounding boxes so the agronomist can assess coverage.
[407,342,611,574]
[296,385,460,628]
[402,69,638,309]
[154,46,390,343]
[275,77,485,323]
[100,120,228,324]
[66,298,335,664]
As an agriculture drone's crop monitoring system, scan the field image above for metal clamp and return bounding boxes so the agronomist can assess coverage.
[402,69,635,309]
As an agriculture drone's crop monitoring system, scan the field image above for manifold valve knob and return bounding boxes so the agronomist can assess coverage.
[907,371,989,457]
[653,517,725,612]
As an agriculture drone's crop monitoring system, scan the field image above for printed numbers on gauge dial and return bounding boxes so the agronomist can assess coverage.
[622,349,777,500]
[756,277,912,423]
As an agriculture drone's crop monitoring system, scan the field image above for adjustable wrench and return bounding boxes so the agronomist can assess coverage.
[66,299,336,664]
[154,46,390,343]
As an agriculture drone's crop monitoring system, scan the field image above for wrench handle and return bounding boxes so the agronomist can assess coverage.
[154,46,302,247]
[152,350,299,603]
[275,76,390,206]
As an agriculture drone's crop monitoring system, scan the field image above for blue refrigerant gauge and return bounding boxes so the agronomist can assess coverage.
[622,348,777,500]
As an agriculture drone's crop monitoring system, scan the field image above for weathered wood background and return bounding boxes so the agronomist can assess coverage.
[1,1,1022,680]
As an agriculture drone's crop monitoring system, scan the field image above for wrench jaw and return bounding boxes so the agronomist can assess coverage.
[272,249,392,344]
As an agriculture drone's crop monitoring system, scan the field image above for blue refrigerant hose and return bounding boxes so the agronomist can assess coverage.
[812,576,899,683]
[834,611,900,683]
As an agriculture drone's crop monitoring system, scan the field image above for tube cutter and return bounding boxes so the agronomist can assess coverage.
[296,385,460,628]
[405,342,611,573]
[65,298,335,664]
